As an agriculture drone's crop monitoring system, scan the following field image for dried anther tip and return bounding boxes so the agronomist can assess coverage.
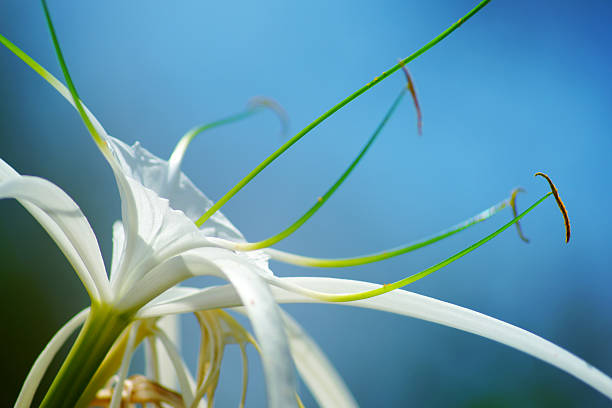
[248,96,290,138]
[510,187,530,243]
[534,172,571,243]
[397,59,423,136]
[89,375,185,407]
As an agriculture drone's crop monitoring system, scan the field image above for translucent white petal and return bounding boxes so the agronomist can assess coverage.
[281,311,358,408]
[139,279,612,401]
[130,251,297,408]
[15,308,90,408]
[156,315,181,390]
[106,136,244,240]
[110,322,140,408]
[106,137,273,277]
[154,329,195,407]
[109,220,125,285]
[108,172,204,295]
[0,163,109,302]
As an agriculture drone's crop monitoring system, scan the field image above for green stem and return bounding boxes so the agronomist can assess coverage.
[195,0,491,226]
[40,303,132,408]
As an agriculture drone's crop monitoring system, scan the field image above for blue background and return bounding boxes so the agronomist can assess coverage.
[1,1,611,406]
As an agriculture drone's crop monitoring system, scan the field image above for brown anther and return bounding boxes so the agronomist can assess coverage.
[89,375,185,408]
[534,172,571,243]
[510,187,530,243]
[397,59,423,135]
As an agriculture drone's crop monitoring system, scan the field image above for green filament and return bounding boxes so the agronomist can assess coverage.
[304,192,553,302]
[195,0,492,226]
[234,88,408,249]
[170,97,288,172]
[264,195,512,268]
[40,0,108,153]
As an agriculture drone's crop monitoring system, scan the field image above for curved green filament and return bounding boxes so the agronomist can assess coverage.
[304,192,553,302]
[172,111,258,161]
[235,89,407,250]
[265,195,512,268]
[40,0,108,154]
[0,33,64,96]
[194,0,492,227]
[169,98,288,177]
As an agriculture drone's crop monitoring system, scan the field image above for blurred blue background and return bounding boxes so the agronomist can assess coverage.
[1,0,611,406]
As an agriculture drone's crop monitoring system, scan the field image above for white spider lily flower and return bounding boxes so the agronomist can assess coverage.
[4,1,612,406]
[3,136,299,407]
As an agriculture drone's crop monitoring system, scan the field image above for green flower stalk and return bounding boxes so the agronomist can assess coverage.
[1,1,611,407]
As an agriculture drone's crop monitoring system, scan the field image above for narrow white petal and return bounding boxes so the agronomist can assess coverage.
[109,220,125,285]
[110,322,140,408]
[139,279,612,401]
[0,168,110,302]
[130,251,298,408]
[15,308,90,408]
[106,136,245,240]
[157,315,181,390]
[155,329,195,407]
[105,137,274,293]
[281,311,358,408]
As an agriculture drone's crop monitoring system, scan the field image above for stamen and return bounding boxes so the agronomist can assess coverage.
[296,393,306,408]
[169,97,289,183]
[234,88,408,250]
[535,172,571,243]
[510,187,530,243]
[89,375,185,408]
[193,0,492,226]
[398,59,422,135]
[248,96,290,138]
[190,310,257,408]
[40,0,110,156]
[257,196,511,268]
[264,192,552,302]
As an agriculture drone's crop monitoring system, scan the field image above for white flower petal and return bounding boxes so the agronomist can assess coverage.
[110,321,140,408]
[154,328,195,407]
[15,308,90,408]
[281,310,358,408]
[106,137,240,238]
[139,278,612,401]
[109,220,125,284]
[156,315,181,390]
[108,172,205,296]
[106,136,274,275]
[130,251,297,408]
[0,161,109,302]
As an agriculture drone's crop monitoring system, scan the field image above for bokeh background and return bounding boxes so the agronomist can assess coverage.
[1,0,611,406]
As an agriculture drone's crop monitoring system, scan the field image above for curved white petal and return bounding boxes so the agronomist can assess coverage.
[128,251,297,408]
[156,315,181,390]
[109,220,124,284]
[106,136,244,240]
[154,328,195,407]
[281,311,358,408]
[15,308,90,408]
[138,278,612,401]
[0,162,109,302]
[106,137,273,275]
[108,172,206,295]
[110,322,140,408]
